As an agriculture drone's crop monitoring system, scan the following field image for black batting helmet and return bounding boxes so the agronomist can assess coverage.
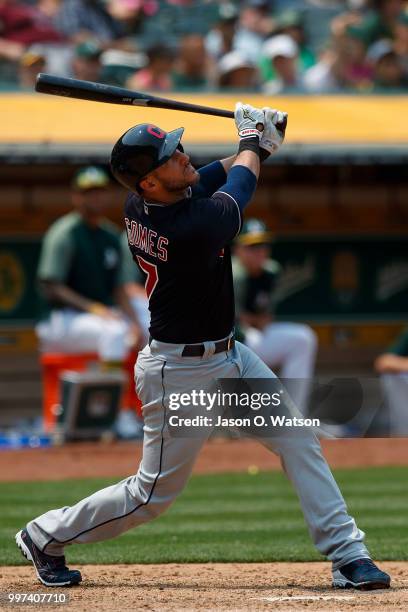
[110,123,184,193]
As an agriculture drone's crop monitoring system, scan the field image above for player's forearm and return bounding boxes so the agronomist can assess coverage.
[114,285,141,326]
[374,353,408,373]
[220,154,237,174]
[232,150,260,180]
[39,280,100,313]
[123,282,147,299]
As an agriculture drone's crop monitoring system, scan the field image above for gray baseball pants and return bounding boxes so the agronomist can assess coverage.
[28,339,369,569]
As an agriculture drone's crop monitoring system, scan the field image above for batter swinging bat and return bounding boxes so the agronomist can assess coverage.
[35,73,234,119]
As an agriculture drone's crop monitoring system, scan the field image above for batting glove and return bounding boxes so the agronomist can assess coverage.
[259,108,288,157]
[234,102,265,140]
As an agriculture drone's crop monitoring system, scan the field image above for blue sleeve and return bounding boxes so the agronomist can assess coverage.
[214,165,257,215]
[195,161,227,197]
[192,165,257,246]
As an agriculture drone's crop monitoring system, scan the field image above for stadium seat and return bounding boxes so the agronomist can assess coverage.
[40,352,141,432]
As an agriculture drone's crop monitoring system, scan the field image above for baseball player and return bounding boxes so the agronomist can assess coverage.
[36,166,144,438]
[233,218,317,414]
[35,166,142,364]
[374,328,408,435]
[16,107,390,590]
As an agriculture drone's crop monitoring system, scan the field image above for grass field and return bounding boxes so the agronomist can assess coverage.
[1,467,407,566]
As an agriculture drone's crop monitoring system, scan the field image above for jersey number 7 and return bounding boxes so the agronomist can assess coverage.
[136,255,158,299]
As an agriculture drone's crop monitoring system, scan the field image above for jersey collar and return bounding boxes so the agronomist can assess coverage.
[143,187,192,214]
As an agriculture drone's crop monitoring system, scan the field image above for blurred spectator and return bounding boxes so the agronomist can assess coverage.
[171,33,209,91]
[0,0,63,45]
[216,50,259,90]
[394,10,408,78]
[259,9,316,83]
[338,33,373,92]
[106,0,159,38]
[134,0,220,50]
[0,0,63,63]
[18,50,46,89]
[346,0,406,47]
[367,38,407,90]
[233,0,275,63]
[321,11,374,91]
[303,45,340,92]
[21,40,73,79]
[100,48,146,86]
[337,28,373,89]
[0,0,406,94]
[205,2,239,60]
[261,34,304,93]
[36,166,142,363]
[126,43,173,91]
[275,9,315,68]
[53,0,125,44]
[71,39,103,81]
[304,24,375,93]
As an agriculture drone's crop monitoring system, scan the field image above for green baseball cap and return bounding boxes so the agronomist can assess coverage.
[72,166,110,191]
[75,40,103,59]
[236,218,273,246]
[276,9,303,30]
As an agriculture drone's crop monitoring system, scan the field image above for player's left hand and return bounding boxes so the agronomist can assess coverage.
[234,102,265,140]
[260,108,288,156]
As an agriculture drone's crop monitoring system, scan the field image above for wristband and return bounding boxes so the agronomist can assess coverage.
[238,136,261,157]
[238,128,263,139]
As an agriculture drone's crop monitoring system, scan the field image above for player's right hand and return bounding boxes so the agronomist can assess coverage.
[234,102,265,140]
[260,107,288,155]
[88,302,121,320]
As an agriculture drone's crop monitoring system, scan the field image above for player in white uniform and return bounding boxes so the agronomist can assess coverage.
[35,166,142,364]
[233,218,317,414]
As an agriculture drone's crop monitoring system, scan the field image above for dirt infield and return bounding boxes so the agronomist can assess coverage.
[1,563,407,611]
[1,438,408,482]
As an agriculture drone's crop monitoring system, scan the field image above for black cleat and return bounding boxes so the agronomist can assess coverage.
[332,558,391,591]
[15,528,82,587]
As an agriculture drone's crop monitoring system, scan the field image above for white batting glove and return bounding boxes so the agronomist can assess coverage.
[234,102,265,140]
[259,107,288,155]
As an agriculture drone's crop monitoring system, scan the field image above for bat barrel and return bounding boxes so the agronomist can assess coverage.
[35,73,234,119]
[35,73,145,106]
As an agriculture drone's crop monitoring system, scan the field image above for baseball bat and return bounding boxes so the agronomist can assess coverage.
[35,73,234,119]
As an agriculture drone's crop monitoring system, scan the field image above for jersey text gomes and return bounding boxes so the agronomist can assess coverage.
[125,218,168,261]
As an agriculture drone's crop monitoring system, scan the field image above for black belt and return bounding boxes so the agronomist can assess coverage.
[149,336,235,357]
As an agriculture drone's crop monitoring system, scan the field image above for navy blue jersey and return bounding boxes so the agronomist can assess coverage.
[124,160,257,343]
